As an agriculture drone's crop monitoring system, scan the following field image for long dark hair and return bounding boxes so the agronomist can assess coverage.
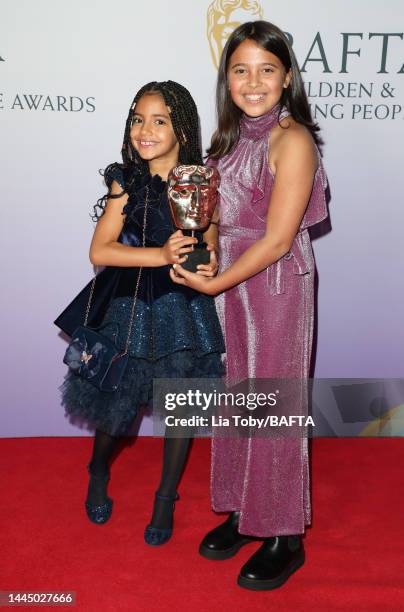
[93,80,203,220]
[208,20,321,159]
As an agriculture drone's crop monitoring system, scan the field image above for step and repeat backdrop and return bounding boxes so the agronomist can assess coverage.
[1,0,403,436]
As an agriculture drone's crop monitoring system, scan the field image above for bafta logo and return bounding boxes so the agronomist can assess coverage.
[207,0,263,69]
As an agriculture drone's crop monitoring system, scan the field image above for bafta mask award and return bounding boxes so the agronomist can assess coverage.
[167,164,220,272]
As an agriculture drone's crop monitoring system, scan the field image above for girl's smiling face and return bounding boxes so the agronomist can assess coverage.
[130,93,179,163]
[227,39,291,117]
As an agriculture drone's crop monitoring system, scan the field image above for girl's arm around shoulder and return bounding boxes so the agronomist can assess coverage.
[89,180,196,268]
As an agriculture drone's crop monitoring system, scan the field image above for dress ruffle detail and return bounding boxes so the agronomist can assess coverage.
[61,350,224,436]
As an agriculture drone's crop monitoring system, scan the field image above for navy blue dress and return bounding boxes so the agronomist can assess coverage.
[55,164,225,436]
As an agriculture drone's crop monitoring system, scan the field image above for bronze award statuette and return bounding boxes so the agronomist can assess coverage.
[167,164,220,273]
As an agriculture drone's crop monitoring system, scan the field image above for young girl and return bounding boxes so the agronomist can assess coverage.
[170,22,328,589]
[54,81,225,545]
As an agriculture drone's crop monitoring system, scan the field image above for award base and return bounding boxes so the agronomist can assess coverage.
[181,243,210,272]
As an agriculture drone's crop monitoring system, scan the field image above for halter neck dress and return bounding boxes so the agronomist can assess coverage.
[210,105,328,537]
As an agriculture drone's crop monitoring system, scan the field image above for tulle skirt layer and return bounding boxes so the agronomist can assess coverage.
[60,349,224,436]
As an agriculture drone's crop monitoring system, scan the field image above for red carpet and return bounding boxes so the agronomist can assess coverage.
[1,438,403,611]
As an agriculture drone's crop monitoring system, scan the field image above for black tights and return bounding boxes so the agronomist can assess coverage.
[86,429,119,506]
[87,429,191,528]
[150,436,191,529]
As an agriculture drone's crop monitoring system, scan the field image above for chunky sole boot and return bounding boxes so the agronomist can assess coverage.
[199,512,259,560]
[237,535,305,590]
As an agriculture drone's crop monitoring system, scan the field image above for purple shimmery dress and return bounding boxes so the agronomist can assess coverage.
[210,104,328,537]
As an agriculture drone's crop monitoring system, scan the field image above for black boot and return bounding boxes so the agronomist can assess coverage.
[199,512,259,560]
[237,535,305,590]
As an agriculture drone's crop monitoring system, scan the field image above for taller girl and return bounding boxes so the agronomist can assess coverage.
[171,21,328,589]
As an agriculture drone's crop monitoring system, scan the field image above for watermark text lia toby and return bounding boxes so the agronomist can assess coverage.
[165,414,315,428]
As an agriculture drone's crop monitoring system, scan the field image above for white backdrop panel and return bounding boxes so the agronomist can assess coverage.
[0,0,403,436]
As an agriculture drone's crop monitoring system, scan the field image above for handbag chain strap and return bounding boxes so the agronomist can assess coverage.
[83,185,150,357]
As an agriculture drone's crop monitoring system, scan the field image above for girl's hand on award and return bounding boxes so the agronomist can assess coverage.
[160,230,197,265]
[169,264,219,295]
[196,243,218,277]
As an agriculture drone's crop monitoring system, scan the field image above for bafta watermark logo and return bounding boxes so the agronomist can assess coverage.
[207,0,263,69]
[0,56,4,62]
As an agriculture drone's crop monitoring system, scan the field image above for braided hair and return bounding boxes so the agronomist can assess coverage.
[92,81,203,220]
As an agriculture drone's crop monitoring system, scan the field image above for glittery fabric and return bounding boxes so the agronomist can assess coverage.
[85,497,113,524]
[60,167,225,436]
[210,105,328,537]
[99,291,224,360]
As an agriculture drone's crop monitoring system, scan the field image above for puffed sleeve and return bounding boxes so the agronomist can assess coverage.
[103,162,125,190]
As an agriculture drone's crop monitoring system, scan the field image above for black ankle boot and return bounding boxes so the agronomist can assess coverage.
[199,512,259,560]
[237,535,305,590]
[85,464,113,525]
